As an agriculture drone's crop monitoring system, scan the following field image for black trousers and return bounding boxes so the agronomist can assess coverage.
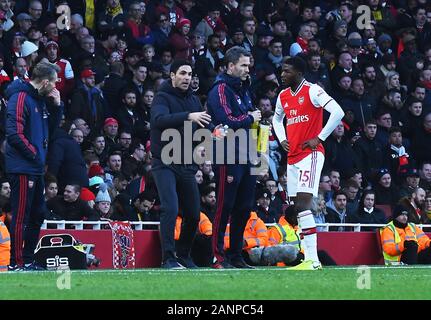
[152,161,200,263]
[8,174,45,266]
[212,164,257,263]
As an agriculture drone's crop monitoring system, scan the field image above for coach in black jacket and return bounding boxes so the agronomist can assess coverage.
[150,60,216,269]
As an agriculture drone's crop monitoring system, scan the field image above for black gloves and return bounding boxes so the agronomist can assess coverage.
[404,240,418,249]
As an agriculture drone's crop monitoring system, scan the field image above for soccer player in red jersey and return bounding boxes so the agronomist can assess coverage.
[272,57,344,270]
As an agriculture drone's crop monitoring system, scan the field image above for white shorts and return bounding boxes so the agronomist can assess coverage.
[287,151,324,197]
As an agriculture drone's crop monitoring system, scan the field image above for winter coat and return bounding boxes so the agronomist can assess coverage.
[5,80,63,175]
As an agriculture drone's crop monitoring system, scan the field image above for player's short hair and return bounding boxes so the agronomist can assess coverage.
[282,56,307,74]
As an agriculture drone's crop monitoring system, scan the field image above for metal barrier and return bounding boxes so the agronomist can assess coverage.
[41,220,431,232]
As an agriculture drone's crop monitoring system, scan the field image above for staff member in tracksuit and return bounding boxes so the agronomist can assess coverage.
[6,61,63,271]
[151,59,217,269]
[207,46,262,269]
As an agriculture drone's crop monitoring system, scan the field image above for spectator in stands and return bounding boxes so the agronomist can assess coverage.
[380,204,431,265]
[412,112,431,165]
[122,141,146,180]
[384,127,411,184]
[132,189,158,222]
[97,0,126,32]
[169,18,192,60]
[354,189,387,231]
[194,4,222,42]
[125,1,152,45]
[319,173,332,203]
[265,179,283,215]
[103,117,119,152]
[90,134,109,166]
[399,168,421,199]
[353,119,384,181]
[342,77,377,128]
[255,188,279,224]
[323,121,360,177]
[374,168,400,208]
[69,69,105,133]
[44,174,58,202]
[342,178,361,214]
[94,183,112,219]
[0,177,10,199]
[46,122,89,192]
[419,162,431,191]
[105,151,122,177]
[399,187,429,225]
[375,109,393,147]
[46,184,99,221]
[326,190,357,231]
[401,98,424,140]
[312,194,327,231]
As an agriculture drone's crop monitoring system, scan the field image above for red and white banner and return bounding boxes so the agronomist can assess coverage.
[108,221,135,269]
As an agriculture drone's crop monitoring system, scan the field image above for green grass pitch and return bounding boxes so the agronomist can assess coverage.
[2,266,431,300]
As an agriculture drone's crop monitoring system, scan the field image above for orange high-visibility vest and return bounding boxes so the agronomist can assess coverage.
[224,212,268,250]
[174,212,212,240]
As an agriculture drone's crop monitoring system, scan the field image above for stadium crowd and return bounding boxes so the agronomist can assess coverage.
[2,0,431,268]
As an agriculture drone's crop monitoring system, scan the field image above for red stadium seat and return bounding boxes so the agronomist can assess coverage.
[375,205,392,220]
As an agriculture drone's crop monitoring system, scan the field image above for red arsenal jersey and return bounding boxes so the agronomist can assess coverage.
[275,80,333,164]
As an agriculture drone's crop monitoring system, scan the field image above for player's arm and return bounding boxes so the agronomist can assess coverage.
[303,84,345,149]
[272,94,288,152]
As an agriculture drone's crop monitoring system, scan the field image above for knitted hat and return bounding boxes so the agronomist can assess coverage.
[21,41,38,57]
[16,12,32,21]
[95,183,111,203]
[382,53,395,65]
[80,187,95,201]
[45,40,59,50]
[376,168,390,182]
[256,188,271,200]
[104,117,118,127]
[333,19,347,31]
[88,164,104,178]
[89,176,104,187]
[177,18,191,29]
[392,204,409,219]
[377,33,392,44]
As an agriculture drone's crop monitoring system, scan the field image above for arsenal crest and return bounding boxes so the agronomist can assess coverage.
[298,96,304,105]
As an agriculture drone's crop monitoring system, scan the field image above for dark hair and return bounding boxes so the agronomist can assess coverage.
[121,87,138,99]
[360,189,376,206]
[332,190,348,200]
[200,184,216,197]
[406,96,422,107]
[282,56,307,74]
[170,59,192,74]
[389,126,402,135]
[224,46,251,66]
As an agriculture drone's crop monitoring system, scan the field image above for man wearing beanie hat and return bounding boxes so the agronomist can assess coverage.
[380,204,431,265]
[45,40,75,99]
[377,33,392,56]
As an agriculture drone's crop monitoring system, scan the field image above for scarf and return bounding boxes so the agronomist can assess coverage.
[268,52,283,68]
[390,145,407,156]
[106,2,123,17]
[204,15,217,30]
[296,37,308,53]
